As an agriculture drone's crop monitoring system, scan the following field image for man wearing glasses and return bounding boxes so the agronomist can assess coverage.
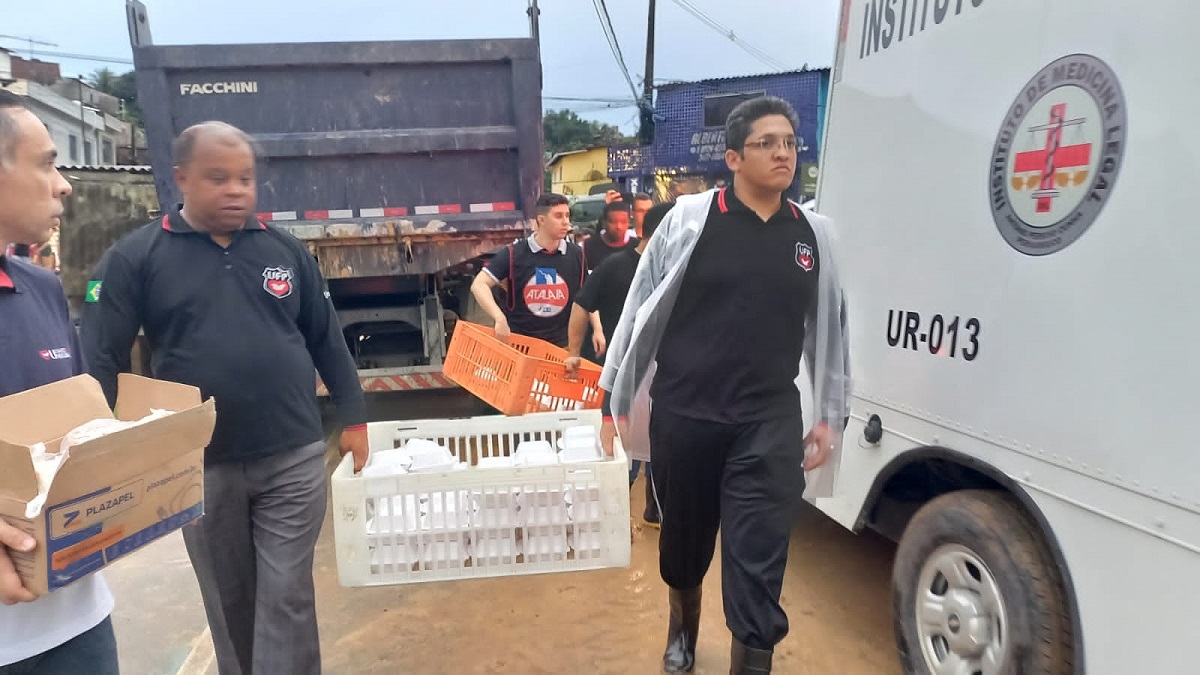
[599,96,851,674]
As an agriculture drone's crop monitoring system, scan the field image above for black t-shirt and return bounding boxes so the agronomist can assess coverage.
[583,234,638,272]
[650,187,820,424]
[485,237,586,347]
[576,247,641,364]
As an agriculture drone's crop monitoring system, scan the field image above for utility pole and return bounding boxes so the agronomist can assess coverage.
[528,0,542,89]
[79,77,86,164]
[638,0,657,193]
[639,0,656,146]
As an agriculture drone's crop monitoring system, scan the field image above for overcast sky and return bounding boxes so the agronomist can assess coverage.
[2,0,840,132]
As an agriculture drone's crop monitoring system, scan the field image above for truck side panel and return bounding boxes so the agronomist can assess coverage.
[818,0,1200,672]
[130,35,543,279]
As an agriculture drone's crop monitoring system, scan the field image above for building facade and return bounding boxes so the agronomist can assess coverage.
[547,146,612,196]
[609,69,830,202]
[3,78,127,166]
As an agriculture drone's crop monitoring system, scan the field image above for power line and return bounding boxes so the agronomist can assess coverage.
[665,0,792,71]
[545,95,635,104]
[0,47,133,66]
[591,0,640,102]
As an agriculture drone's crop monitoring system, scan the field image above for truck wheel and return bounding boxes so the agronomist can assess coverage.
[893,489,1073,675]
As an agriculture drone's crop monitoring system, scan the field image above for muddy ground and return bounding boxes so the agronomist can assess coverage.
[105,391,902,674]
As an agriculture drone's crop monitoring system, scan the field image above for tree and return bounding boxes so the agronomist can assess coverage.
[542,109,634,156]
[87,68,142,126]
[542,109,635,191]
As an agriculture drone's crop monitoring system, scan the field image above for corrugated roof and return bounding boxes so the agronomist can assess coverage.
[657,68,829,90]
[58,164,154,174]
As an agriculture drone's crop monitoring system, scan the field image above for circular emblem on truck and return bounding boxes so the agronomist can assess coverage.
[989,54,1126,256]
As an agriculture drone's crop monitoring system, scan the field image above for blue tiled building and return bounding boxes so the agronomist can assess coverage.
[610,69,830,201]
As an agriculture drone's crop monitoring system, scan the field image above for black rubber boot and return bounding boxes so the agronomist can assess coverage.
[644,472,661,527]
[663,586,702,672]
[730,639,773,674]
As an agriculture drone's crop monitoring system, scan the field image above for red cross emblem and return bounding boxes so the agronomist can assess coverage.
[1012,103,1092,213]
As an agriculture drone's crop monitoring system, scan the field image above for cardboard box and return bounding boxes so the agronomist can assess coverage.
[0,373,215,595]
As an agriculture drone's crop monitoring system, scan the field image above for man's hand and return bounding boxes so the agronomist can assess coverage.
[604,189,622,205]
[564,356,582,379]
[0,519,37,605]
[493,316,511,343]
[591,332,607,357]
[600,418,617,458]
[802,422,833,471]
[340,425,369,473]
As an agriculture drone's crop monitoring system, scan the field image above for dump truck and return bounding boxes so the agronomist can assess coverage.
[123,0,544,396]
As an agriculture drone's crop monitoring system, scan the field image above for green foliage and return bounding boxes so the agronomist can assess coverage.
[542,109,634,156]
[87,68,142,126]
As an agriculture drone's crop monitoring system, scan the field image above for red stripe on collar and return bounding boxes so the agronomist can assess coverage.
[161,215,172,231]
[789,201,800,218]
[0,265,14,290]
[717,187,729,213]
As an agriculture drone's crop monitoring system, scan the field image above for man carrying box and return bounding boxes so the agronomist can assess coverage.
[0,90,120,674]
[82,121,368,675]
[469,192,588,348]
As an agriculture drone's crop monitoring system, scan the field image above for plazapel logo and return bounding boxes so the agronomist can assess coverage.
[989,54,1127,256]
[262,267,294,299]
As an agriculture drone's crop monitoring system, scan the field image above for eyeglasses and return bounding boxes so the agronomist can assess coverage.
[744,135,798,152]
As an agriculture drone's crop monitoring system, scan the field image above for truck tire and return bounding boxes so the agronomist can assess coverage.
[893,489,1073,675]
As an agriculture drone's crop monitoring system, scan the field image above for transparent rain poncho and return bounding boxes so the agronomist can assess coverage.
[599,189,852,498]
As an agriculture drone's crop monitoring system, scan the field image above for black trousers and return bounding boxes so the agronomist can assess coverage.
[649,406,806,650]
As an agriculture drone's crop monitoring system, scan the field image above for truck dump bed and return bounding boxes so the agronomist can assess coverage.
[127,0,543,282]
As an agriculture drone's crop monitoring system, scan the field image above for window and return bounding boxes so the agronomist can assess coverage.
[703,91,766,128]
[69,136,78,163]
[84,140,93,165]
[102,140,114,165]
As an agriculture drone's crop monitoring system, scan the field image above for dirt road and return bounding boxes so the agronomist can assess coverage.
[105,391,901,674]
[107,482,899,674]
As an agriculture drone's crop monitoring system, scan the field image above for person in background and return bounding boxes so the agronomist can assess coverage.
[35,243,56,272]
[599,96,851,674]
[0,89,119,675]
[630,192,654,239]
[567,202,672,528]
[470,192,587,348]
[582,201,636,273]
[82,121,368,675]
[9,243,31,261]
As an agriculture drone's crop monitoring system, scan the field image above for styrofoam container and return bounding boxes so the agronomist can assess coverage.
[332,410,631,587]
[562,425,597,440]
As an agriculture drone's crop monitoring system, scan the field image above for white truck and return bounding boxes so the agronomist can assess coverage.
[815,1,1200,673]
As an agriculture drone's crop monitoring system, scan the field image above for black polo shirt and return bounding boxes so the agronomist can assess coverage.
[575,247,641,364]
[0,255,84,397]
[81,209,367,464]
[650,187,820,424]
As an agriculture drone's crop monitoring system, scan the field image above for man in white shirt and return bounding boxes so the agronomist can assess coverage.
[0,90,119,674]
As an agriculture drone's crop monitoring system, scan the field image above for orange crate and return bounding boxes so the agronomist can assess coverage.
[443,321,604,416]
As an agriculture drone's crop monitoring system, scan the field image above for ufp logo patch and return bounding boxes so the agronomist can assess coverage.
[795,242,815,272]
[262,267,294,299]
[989,54,1127,256]
[523,268,569,317]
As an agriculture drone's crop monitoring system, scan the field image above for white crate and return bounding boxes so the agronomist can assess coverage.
[332,410,632,587]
